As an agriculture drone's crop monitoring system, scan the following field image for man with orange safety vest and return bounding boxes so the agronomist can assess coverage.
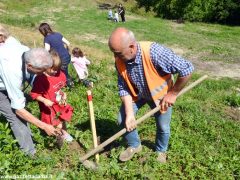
[108,27,194,163]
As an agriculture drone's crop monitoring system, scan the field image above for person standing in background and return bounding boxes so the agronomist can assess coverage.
[114,10,119,22]
[118,3,126,22]
[108,8,113,20]
[38,23,73,88]
[71,47,93,88]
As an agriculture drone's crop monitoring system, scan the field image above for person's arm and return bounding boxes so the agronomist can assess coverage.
[160,74,192,111]
[35,96,54,107]
[0,59,58,136]
[84,56,91,65]
[116,64,136,132]
[120,95,137,132]
[30,76,54,107]
[118,10,123,15]
[15,109,58,136]
[150,43,194,111]
[61,92,67,105]
[170,74,192,95]
[44,43,50,51]
[62,37,70,46]
[62,37,70,51]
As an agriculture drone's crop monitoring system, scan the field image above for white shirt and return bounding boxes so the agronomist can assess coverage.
[114,12,119,22]
[0,36,29,109]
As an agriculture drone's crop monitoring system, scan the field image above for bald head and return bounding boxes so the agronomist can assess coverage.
[108,27,135,50]
[108,27,137,61]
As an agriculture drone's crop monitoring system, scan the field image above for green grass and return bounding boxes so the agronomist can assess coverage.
[0,0,240,179]
[2,0,240,63]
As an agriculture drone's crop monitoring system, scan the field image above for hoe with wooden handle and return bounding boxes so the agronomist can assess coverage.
[87,90,99,163]
[80,75,208,169]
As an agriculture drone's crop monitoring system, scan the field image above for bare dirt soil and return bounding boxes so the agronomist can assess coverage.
[191,57,240,79]
[225,107,240,121]
[171,47,240,79]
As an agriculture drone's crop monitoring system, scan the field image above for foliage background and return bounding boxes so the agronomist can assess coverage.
[135,0,240,25]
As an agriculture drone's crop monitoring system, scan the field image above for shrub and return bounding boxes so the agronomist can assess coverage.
[135,0,240,25]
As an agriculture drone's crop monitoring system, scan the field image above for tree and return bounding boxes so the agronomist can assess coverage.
[135,0,240,25]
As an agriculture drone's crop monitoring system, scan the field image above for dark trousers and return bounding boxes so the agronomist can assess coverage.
[61,55,73,87]
[120,14,125,22]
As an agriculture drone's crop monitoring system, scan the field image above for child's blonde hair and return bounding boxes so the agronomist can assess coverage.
[49,49,61,70]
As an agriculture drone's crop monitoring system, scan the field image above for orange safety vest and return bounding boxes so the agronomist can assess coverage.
[115,41,173,101]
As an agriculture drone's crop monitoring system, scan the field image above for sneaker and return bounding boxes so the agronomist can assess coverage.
[157,152,167,163]
[119,144,142,162]
[62,133,73,142]
[67,79,74,88]
[88,82,93,89]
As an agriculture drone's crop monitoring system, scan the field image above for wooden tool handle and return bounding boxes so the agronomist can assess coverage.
[87,90,99,163]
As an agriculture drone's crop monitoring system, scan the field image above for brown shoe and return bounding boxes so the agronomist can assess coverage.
[157,152,167,163]
[119,145,142,162]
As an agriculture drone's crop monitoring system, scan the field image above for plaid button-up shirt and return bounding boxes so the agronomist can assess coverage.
[117,42,194,100]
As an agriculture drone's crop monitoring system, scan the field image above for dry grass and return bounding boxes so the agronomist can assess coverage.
[74,33,107,44]
[2,23,112,65]
[0,2,6,13]
[70,42,113,64]
[169,45,188,56]
[3,24,42,48]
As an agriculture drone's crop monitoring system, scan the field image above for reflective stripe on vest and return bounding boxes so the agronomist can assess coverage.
[151,78,168,97]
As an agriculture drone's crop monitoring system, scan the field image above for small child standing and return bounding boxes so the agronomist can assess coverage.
[114,10,119,22]
[108,8,113,20]
[71,47,93,88]
[30,50,74,146]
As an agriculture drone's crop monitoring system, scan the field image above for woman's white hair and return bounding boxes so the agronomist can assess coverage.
[24,48,53,69]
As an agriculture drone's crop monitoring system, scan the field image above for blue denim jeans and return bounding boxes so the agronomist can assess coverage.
[117,98,172,152]
[0,91,36,155]
[61,55,72,87]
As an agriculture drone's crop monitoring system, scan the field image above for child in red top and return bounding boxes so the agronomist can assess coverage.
[30,50,73,143]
